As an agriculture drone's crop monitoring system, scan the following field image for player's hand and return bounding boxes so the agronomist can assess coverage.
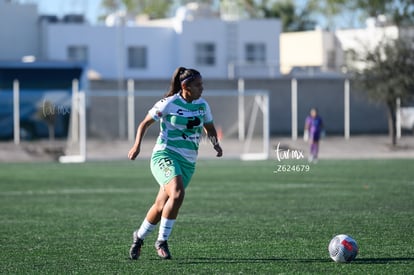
[214,144,223,157]
[303,129,309,142]
[128,147,140,160]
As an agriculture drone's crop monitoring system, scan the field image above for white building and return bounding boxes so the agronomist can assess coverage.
[43,12,281,79]
[335,23,400,72]
[2,1,411,81]
[0,0,40,60]
[280,30,342,75]
[280,16,414,76]
[0,1,281,80]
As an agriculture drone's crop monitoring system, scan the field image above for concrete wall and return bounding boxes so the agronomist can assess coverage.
[236,19,281,77]
[0,2,39,60]
[87,78,388,139]
[43,18,281,80]
[280,31,329,74]
[46,24,177,79]
[179,19,228,77]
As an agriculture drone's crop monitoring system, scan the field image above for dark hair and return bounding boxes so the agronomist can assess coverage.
[165,67,201,97]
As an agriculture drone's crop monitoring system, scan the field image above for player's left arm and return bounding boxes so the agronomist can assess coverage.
[319,117,325,137]
[204,122,223,157]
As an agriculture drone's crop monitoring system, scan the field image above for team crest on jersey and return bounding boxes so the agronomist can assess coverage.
[198,107,205,116]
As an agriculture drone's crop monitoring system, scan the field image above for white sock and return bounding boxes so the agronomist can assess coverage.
[157,217,175,241]
[137,219,156,240]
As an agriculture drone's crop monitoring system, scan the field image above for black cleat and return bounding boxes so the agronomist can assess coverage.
[155,240,172,259]
[129,231,144,260]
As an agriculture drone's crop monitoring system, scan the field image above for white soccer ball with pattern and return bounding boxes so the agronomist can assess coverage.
[328,234,358,263]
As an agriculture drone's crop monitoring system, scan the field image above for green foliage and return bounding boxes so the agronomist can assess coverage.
[101,0,119,12]
[389,0,414,26]
[352,0,414,26]
[350,37,414,144]
[100,0,173,19]
[238,0,316,31]
[308,0,414,29]
[352,38,414,104]
[98,0,414,28]
[36,100,57,125]
[1,160,413,274]
[265,0,317,31]
[128,0,172,19]
[36,100,57,141]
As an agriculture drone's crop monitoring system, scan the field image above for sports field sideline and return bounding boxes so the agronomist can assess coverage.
[1,135,414,162]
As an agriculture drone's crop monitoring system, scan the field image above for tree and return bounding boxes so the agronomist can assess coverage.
[350,37,414,145]
[128,0,172,19]
[239,0,317,31]
[100,0,120,16]
[350,0,414,26]
[265,0,317,31]
[100,0,173,20]
[308,0,414,29]
[36,101,57,141]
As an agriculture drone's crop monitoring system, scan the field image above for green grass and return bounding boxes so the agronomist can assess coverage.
[0,159,413,274]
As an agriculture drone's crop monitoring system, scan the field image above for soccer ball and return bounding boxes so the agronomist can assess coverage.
[328,234,358,263]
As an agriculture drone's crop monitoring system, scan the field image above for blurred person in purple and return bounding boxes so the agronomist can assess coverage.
[304,108,324,162]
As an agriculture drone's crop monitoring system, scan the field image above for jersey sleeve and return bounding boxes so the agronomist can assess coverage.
[148,98,170,121]
[203,101,213,124]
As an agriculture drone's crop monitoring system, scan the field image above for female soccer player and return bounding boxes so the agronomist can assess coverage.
[304,108,324,162]
[127,67,223,260]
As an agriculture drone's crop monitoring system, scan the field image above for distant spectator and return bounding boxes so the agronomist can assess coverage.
[304,108,324,162]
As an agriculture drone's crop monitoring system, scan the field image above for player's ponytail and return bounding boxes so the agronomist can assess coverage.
[165,67,186,97]
[164,67,201,98]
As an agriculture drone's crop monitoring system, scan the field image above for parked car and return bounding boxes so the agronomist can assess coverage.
[0,90,70,140]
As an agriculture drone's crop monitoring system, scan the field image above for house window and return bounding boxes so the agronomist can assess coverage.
[327,50,336,69]
[195,43,216,66]
[128,46,147,69]
[67,45,88,62]
[245,43,266,63]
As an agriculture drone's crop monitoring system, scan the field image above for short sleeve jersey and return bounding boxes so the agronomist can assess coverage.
[148,93,213,163]
[305,115,323,135]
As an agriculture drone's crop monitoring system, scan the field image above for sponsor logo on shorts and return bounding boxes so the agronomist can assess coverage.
[164,168,171,177]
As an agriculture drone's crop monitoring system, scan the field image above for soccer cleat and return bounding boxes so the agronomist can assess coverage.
[155,240,172,259]
[129,231,144,260]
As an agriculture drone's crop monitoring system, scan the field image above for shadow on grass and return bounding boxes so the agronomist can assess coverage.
[178,257,414,265]
[178,257,331,264]
[353,257,414,264]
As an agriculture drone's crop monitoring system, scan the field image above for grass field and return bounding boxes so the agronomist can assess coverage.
[0,159,413,274]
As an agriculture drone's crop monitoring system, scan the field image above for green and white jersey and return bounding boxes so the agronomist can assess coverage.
[148,93,213,163]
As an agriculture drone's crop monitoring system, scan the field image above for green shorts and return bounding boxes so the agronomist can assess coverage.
[150,149,195,189]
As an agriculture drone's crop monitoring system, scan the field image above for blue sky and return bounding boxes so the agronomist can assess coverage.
[23,0,103,23]
[23,0,198,24]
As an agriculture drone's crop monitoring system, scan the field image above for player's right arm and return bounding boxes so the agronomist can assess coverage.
[128,113,155,160]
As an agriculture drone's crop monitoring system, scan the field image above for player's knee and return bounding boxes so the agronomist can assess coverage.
[171,188,185,204]
[154,201,165,213]
[166,176,185,205]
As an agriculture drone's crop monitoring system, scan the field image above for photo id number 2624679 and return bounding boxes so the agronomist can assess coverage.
[273,164,310,174]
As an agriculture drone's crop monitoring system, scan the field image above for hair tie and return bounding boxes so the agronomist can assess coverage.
[181,72,201,84]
